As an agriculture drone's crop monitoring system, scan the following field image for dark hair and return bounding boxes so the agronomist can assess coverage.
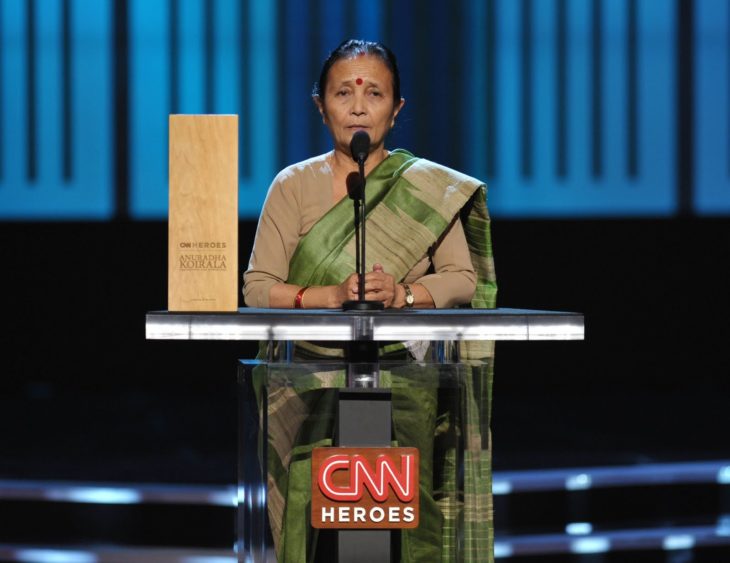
[313,39,402,106]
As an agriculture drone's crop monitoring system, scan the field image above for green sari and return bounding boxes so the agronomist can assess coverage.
[287,149,496,309]
[261,149,497,562]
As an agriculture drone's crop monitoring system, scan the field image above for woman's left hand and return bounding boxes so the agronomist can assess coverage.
[362,263,397,307]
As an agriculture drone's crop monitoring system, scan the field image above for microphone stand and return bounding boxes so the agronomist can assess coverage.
[342,155,384,311]
[343,156,383,312]
[353,196,361,276]
[345,172,362,278]
[357,156,366,302]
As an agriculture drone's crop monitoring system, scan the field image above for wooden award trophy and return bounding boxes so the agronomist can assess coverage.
[168,115,238,312]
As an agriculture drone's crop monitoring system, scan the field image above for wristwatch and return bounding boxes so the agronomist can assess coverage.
[402,284,415,308]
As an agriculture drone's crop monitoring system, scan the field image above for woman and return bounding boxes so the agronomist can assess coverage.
[244,39,497,562]
[244,40,495,314]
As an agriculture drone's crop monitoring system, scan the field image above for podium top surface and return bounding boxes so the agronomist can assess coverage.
[145,307,584,341]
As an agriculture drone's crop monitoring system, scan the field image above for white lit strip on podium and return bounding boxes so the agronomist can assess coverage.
[145,308,584,342]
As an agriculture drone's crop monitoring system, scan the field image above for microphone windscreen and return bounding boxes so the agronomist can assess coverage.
[346,172,362,200]
[349,130,371,162]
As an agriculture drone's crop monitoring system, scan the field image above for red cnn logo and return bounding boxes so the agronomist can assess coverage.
[311,447,420,529]
[318,453,416,502]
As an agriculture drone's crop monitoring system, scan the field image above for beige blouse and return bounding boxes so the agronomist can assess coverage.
[243,153,477,308]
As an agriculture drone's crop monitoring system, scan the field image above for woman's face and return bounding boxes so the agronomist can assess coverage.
[315,55,404,156]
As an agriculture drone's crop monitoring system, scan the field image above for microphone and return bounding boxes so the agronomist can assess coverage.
[346,172,362,201]
[349,130,370,163]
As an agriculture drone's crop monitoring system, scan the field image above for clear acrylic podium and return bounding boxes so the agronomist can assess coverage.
[146,308,584,562]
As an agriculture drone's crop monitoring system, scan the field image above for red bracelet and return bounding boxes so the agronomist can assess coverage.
[294,286,309,309]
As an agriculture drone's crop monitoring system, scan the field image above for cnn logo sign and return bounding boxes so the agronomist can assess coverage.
[311,447,419,529]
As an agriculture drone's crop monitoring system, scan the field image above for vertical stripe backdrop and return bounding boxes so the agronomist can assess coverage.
[0,0,727,219]
[0,0,112,218]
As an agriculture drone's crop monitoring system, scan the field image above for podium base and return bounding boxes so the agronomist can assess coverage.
[342,300,385,311]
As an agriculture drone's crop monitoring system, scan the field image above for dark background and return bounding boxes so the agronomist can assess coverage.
[2,216,729,483]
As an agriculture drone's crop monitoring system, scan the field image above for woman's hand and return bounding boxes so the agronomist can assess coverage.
[333,273,360,306]
[362,263,398,307]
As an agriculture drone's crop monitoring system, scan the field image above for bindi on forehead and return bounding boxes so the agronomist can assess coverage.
[355,77,363,85]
